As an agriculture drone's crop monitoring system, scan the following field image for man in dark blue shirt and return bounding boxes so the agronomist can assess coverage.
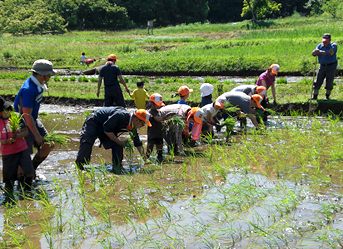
[96,54,131,107]
[75,107,151,174]
[311,33,338,101]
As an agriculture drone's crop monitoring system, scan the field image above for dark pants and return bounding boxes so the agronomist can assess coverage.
[146,138,163,162]
[314,62,337,91]
[104,86,126,107]
[75,114,123,173]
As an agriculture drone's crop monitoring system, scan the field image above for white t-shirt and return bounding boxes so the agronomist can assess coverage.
[201,103,218,121]
[81,55,86,62]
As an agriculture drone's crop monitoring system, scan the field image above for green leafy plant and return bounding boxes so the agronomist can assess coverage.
[43,126,71,146]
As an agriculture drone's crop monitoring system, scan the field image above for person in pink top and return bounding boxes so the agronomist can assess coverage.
[256,64,280,106]
[0,96,34,200]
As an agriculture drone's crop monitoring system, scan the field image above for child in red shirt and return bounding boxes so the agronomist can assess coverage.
[0,96,34,199]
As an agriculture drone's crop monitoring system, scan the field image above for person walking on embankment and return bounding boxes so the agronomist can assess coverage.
[14,60,56,181]
[311,33,338,101]
[97,54,130,107]
[256,64,280,107]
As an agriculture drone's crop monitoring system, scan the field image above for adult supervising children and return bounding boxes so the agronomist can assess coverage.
[97,54,130,107]
[256,64,280,106]
[311,33,338,101]
[14,59,55,177]
[75,107,150,174]
[220,92,264,129]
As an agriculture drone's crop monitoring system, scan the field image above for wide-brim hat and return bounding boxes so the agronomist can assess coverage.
[200,83,214,97]
[0,96,12,112]
[30,59,56,76]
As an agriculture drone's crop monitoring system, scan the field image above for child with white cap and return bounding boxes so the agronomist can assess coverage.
[200,83,214,107]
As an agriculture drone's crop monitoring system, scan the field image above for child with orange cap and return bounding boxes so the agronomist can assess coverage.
[201,96,227,135]
[146,93,166,163]
[175,85,193,105]
[75,106,150,174]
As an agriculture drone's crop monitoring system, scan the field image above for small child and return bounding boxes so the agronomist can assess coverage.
[80,52,86,65]
[201,96,227,135]
[86,58,96,66]
[0,96,34,199]
[175,85,193,105]
[200,83,214,107]
[130,81,150,109]
[146,93,165,163]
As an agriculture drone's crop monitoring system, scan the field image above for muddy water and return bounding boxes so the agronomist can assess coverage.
[1,105,343,248]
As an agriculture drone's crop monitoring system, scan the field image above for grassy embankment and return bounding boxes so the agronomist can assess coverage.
[0,15,343,104]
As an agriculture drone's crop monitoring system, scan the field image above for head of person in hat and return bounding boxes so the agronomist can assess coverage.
[30,59,56,84]
[149,93,165,109]
[134,109,152,128]
[322,33,331,47]
[0,96,13,114]
[250,94,264,111]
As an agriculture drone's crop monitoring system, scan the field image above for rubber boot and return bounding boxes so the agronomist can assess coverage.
[324,90,331,101]
[32,154,47,170]
[4,181,14,200]
[24,175,33,197]
[17,175,25,192]
[311,94,318,100]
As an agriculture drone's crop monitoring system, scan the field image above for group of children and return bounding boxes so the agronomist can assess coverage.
[129,78,268,162]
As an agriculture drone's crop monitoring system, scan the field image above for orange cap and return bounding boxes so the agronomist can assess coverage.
[107,54,118,62]
[149,93,165,106]
[251,94,263,109]
[186,107,204,124]
[135,109,152,127]
[178,86,193,96]
[255,86,267,98]
[214,96,227,109]
[269,64,280,75]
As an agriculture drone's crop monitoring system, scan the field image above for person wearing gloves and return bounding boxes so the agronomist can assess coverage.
[200,83,214,107]
[14,59,56,181]
[75,107,150,174]
[256,64,280,105]
[159,104,203,155]
[311,33,338,101]
[201,96,227,135]
[220,91,264,129]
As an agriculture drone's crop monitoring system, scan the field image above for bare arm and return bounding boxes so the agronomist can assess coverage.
[22,107,43,146]
[97,77,103,98]
[247,114,260,128]
[118,75,130,95]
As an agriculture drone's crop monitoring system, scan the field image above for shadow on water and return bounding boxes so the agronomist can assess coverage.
[1,105,343,248]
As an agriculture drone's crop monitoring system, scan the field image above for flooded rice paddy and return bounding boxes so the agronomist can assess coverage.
[1,105,343,248]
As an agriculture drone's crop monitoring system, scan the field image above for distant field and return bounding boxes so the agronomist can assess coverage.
[0,16,342,75]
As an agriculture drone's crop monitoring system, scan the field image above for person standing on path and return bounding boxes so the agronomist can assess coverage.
[256,64,280,106]
[311,33,338,101]
[14,59,56,178]
[75,107,149,174]
[97,54,130,107]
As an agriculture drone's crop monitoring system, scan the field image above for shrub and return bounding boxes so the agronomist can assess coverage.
[204,77,218,84]
[141,77,149,83]
[277,78,287,84]
[78,76,89,82]
[70,76,76,82]
[3,51,12,59]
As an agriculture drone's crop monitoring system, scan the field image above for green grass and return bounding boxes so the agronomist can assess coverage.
[0,16,342,75]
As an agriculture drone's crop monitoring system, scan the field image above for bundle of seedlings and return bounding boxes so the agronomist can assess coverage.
[221,117,236,140]
[124,128,136,156]
[8,111,24,138]
[43,126,71,146]
[163,115,186,133]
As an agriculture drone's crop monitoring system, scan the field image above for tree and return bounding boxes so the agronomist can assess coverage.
[321,0,343,18]
[207,0,243,23]
[241,0,281,20]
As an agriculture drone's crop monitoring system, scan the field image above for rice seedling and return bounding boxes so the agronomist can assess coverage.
[43,125,71,146]
[221,117,236,140]
[8,110,24,136]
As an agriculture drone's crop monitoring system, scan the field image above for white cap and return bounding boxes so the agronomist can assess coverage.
[200,83,214,97]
